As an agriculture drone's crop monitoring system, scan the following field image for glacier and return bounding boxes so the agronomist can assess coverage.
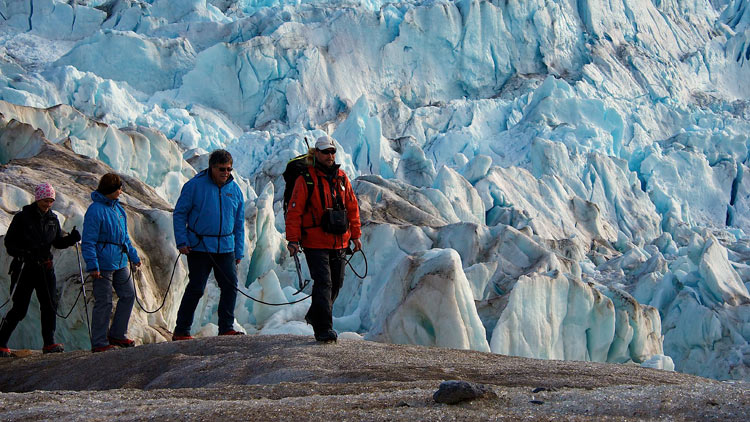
[1,0,750,380]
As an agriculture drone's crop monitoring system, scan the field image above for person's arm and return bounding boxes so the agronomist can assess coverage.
[173,181,194,254]
[81,206,101,276]
[285,176,308,255]
[120,205,140,266]
[344,175,362,250]
[4,213,28,258]
[233,185,245,263]
[52,219,80,249]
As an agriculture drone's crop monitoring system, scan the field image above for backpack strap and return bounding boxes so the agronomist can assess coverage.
[302,167,314,206]
[304,166,318,228]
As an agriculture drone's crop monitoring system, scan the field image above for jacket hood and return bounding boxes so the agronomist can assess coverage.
[91,190,118,206]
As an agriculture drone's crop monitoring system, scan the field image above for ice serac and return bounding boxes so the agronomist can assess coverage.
[246,182,285,288]
[0,0,106,41]
[177,36,299,128]
[366,248,490,352]
[490,273,614,361]
[699,235,750,306]
[0,100,192,204]
[333,95,394,178]
[490,272,663,364]
[55,30,197,94]
[354,175,458,227]
[433,165,484,225]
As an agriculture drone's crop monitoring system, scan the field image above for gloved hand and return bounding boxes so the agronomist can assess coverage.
[287,241,300,256]
[67,228,81,244]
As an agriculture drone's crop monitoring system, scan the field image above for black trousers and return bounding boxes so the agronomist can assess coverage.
[0,262,58,347]
[304,248,346,335]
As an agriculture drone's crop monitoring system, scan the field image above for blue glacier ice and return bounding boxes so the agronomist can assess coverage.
[1,0,750,380]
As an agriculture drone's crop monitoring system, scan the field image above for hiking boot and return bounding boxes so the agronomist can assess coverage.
[219,330,244,336]
[108,336,135,348]
[171,333,194,341]
[0,347,12,358]
[42,343,64,354]
[92,344,117,353]
[315,329,337,343]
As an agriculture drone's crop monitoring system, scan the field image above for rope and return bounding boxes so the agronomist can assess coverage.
[204,252,312,306]
[184,215,315,305]
[131,255,179,314]
[344,248,368,279]
[37,259,86,320]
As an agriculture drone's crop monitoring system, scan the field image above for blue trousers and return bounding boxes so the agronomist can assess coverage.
[174,252,238,335]
[91,267,135,348]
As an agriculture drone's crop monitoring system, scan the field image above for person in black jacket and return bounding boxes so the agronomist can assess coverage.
[0,183,80,357]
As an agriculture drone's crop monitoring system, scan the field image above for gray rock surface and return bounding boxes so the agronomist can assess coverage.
[0,334,748,421]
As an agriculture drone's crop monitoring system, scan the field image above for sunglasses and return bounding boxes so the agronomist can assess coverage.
[319,149,336,155]
[215,166,233,172]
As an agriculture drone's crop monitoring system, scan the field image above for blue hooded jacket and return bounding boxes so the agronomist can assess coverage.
[82,191,140,272]
[173,169,245,258]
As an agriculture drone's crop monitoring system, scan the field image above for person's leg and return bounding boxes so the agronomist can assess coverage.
[329,249,347,306]
[212,253,238,334]
[304,249,334,336]
[108,267,135,340]
[0,268,37,347]
[36,268,58,346]
[91,272,114,348]
[174,252,212,335]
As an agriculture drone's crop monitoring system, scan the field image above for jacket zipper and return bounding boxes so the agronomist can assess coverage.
[217,183,223,254]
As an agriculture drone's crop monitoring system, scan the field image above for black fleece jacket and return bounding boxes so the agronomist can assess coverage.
[4,203,77,262]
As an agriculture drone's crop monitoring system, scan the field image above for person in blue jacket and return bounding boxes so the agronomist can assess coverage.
[82,173,141,353]
[172,149,245,340]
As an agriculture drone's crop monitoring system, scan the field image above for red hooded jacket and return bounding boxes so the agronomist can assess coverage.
[285,165,361,249]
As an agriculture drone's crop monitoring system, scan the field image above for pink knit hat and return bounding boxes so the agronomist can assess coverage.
[34,183,56,201]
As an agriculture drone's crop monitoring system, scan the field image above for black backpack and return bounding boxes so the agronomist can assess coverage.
[282,153,314,214]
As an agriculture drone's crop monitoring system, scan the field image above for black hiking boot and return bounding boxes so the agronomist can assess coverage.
[315,329,337,343]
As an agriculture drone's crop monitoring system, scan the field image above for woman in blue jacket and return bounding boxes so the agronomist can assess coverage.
[82,173,141,353]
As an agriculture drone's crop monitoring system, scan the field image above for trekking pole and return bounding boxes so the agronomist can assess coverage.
[0,260,23,311]
[74,242,92,341]
[292,252,309,295]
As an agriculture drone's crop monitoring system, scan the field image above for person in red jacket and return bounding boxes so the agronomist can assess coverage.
[285,135,362,343]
